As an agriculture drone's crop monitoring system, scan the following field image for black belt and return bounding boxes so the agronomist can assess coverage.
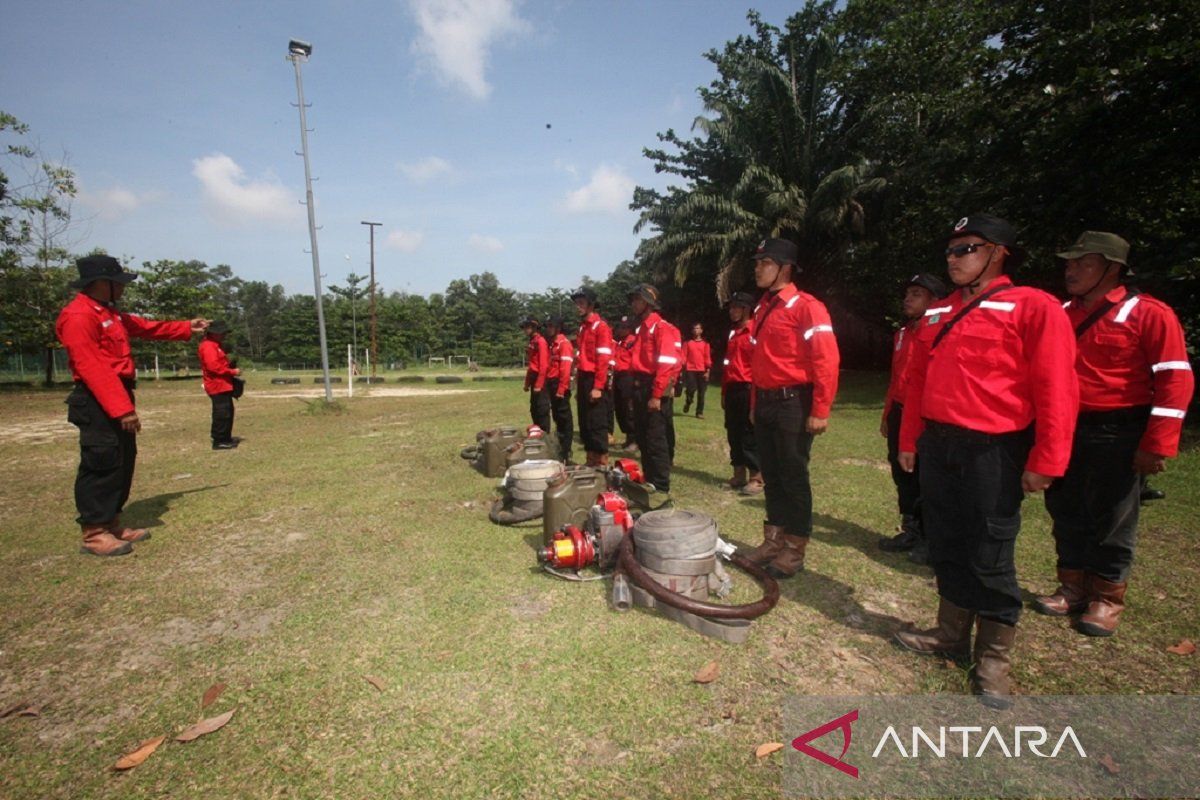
[75,377,136,391]
[1078,405,1151,426]
[755,384,812,403]
[725,381,751,389]
[922,419,1030,445]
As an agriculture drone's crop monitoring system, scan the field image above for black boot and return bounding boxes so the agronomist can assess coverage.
[879,514,920,552]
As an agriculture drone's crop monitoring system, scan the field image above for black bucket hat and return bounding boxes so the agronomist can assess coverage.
[728,291,757,309]
[627,283,660,308]
[207,320,231,335]
[519,315,541,329]
[570,286,598,305]
[71,255,138,289]
[905,273,948,299]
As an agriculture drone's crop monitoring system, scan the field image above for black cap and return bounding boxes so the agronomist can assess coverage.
[905,273,948,299]
[519,315,540,328]
[729,291,757,309]
[544,314,564,330]
[570,286,598,305]
[751,238,798,265]
[627,283,660,308]
[71,255,139,289]
[207,319,231,335]
[946,214,1026,266]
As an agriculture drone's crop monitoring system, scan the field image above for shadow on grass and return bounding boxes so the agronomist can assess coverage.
[123,484,228,529]
[812,512,934,579]
[670,462,728,486]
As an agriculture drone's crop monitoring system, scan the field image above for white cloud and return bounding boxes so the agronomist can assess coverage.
[407,0,530,99]
[191,153,295,226]
[468,233,504,253]
[385,230,425,252]
[397,156,453,184]
[553,159,579,179]
[77,185,159,222]
[563,165,635,215]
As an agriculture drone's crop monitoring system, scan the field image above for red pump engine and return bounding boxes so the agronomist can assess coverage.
[537,492,633,571]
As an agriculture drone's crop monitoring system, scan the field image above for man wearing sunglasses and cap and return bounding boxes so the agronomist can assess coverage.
[199,320,242,450]
[628,282,681,493]
[878,272,947,563]
[740,238,840,580]
[1037,232,1193,637]
[55,255,209,556]
[894,214,1078,708]
[571,287,615,467]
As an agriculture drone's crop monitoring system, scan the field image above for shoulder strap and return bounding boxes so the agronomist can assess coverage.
[1074,288,1140,338]
[929,285,1009,351]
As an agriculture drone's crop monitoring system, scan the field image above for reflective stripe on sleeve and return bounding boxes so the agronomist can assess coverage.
[657,355,678,364]
[596,347,613,354]
[785,295,800,309]
[559,356,573,361]
[925,306,952,316]
[1150,407,1186,419]
[1152,361,1192,372]
[803,324,834,341]
[980,300,1015,312]
[722,359,730,365]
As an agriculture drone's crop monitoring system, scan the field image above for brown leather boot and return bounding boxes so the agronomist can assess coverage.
[1077,575,1127,637]
[743,523,785,566]
[80,523,133,557]
[108,515,150,543]
[765,533,809,578]
[740,472,764,495]
[1032,567,1087,616]
[728,465,748,489]
[596,453,609,468]
[894,597,974,660]
[972,618,1017,709]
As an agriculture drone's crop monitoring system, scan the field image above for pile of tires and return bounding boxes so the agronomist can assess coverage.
[490,459,564,525]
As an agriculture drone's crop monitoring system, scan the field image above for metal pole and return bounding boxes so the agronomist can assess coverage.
[347,344,353,398]
[288,47,333,401]
[361,220,381,378]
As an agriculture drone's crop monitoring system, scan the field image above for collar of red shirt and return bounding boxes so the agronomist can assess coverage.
[953,274,1013,303]
[1066,283,1129,311]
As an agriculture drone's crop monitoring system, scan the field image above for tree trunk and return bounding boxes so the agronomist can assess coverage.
[43,345,55,387]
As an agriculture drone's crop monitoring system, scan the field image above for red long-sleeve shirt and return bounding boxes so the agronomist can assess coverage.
[575,312,614,377]
[198,338,237,395]
[549,333,574,396]
[899,275,1079,476]
[722,323,755,386]
[524,333,549,391]
[1065,285,1193,457]
[614,333,636,373]
[684,339,712,372]
[55,293,193,419]
[882,321,920,421]
[631,311,681,398]
[750,283,840,418]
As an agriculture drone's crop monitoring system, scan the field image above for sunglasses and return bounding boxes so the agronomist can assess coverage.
[945,242,993,258]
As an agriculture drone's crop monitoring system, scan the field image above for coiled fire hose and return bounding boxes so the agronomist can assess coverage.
[615,532,779,620]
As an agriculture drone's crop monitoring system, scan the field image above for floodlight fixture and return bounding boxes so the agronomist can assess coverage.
[288,39,312,58]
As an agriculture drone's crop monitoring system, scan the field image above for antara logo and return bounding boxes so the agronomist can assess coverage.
[792,709,859,778]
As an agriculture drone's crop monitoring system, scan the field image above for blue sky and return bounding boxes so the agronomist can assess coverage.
[2,1,797,297]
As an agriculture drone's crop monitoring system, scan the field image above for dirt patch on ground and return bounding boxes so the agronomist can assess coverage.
[0,419,74,445]
[251,387,477,399]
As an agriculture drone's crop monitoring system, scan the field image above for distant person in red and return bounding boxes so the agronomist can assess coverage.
[628,283,681,493]
[543,315,575,463]
[895,214,1078,708]
[521,316,551,432]
[878,273,946,564]
[199,320,242,450]
[681,323,712,419]
[55,255,208,556]
[721,292,760,493]
[1037,232,1193,637]
[571,287,615,467]
[611,316,638,450]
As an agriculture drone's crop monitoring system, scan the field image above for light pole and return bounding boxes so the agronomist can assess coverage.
[286,38,333,401]
[361,220,381,378]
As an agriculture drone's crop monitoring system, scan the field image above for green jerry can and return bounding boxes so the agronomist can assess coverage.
[479,425,523,477]
[541,465,603,546]
[505,435,558,468]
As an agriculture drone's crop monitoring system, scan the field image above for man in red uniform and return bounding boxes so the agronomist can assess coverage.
[878,273,946,562]
[571,287,615,467]
[628,283,681,492]
[612,316,638,450]
[543,315,575,463]
[895,214,1079,708]
[521,316,551,432]
[1037,231,1193,636]
[198,320,242,450]
[56,255,208,556]
[741,238,840,579]
[721,292,760,493]
[681,323,712,419]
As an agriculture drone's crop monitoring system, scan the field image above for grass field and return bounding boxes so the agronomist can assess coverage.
[0,371,1196,798]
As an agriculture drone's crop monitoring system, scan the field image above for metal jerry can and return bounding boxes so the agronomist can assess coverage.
[541,465,602,546]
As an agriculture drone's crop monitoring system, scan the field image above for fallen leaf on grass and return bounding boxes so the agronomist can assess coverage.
[943,659,958,669]
[364,675,386,692]
[176,709,235,742]
[693,661,720,684]
[1098,753,1120,774]
[755,742,785,759]
[0,702,40,719]
[1166,639,1196,656]
[201,682,227,709]
[113,735,166,771]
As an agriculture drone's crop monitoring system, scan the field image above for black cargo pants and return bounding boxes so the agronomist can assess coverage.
[66,382,137,525]
[210,391,235,444]
[632,373,673,492]
[722,382,758,470]
[755,385,814,536]
[545,378,574,462]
